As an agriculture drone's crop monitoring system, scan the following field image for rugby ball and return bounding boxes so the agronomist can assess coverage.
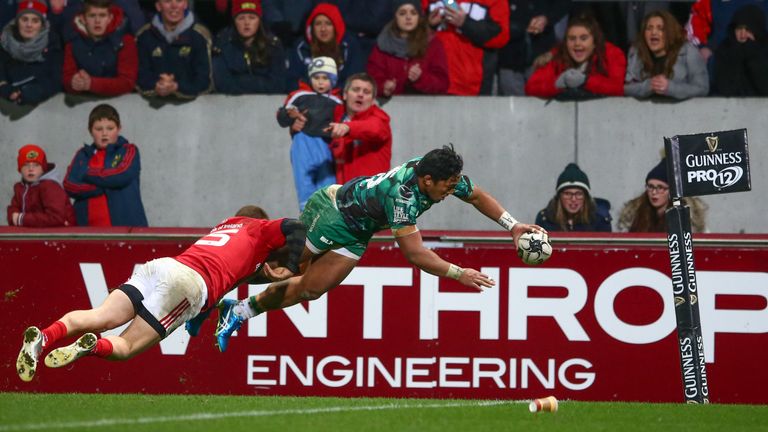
[517,231,552,265]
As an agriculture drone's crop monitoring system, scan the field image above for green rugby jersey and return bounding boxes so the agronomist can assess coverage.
[335,157,474,235]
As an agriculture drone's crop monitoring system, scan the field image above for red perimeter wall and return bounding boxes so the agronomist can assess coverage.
[1,229,766,404]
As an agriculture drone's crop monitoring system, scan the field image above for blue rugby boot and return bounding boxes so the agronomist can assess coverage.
[185,307,213,337]
[214,299,244,353]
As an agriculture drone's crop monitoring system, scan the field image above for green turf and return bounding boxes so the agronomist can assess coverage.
[0,393,766,432]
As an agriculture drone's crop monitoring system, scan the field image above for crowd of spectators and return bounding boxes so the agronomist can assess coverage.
[9,0,756,231]
[3,0,768,105]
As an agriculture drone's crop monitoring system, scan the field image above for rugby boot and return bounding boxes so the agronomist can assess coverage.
[185,307,213,337]
[44,333,97,368]
[214,299,244,353]
[16,326,43,382]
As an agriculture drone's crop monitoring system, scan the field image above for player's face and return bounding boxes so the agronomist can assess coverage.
[344,79,374,115]
[425,175,460,201]
[566,25,594,65]
[235,12,260,39]
[311,73,332,93]
[644,16,666,56]
[20,162,44,182]
[645,180,670,209]
[559,187,586,215]
[312,14,335,44]
[90,119,121,149]
[395,4,420,33]
[156,0,187,27]
[84,6,113,37]
[17,13,43,40]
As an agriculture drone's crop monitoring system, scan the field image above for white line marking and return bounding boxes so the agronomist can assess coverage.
[0,400,528,431]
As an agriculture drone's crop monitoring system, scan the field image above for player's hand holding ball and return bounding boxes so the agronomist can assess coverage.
[517,230,553,265]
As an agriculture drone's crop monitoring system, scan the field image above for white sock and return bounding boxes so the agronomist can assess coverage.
[234,299,256,320]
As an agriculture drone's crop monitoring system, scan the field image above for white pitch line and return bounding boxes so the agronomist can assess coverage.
[0,399,528,431]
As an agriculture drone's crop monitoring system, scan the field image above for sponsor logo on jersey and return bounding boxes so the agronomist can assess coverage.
[319,236,333,245]
[393,206,409,224]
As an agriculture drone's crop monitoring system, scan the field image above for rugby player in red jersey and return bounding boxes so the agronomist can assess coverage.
[15,206,307,382]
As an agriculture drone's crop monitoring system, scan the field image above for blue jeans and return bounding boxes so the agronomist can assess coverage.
[290,132,336,211]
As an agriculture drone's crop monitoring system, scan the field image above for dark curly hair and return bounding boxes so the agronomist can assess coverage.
[416,144,463,181]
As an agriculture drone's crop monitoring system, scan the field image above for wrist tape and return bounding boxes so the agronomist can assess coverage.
[498,211,519,231]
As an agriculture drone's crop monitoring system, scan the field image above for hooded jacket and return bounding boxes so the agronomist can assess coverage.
[7,163,76,227]
[62,5,138,96]
[713,4,768,95]
[135,12,213,98]
[285,3,365,91]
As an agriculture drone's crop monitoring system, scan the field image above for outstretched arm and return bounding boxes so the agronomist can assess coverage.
[395,226,494,291]
[463,185,546,248]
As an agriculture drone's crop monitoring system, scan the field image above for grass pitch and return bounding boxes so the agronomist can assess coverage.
[0,393,766,432]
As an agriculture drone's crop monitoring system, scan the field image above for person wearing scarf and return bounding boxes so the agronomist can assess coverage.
[0,0,63,105]
[135,0,212,99]
[366,0,449,98]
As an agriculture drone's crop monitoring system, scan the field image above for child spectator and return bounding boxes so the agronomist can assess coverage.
[136,0,212,99]
[212,0,286,94]
[0,0,63,105]
[625,10,709,100]
[367,0,449,98]
[285,2,365,92]
[64,103,148,227]
[8,144,76,227]
[535,163,612,232]
[276,56,341,210]
[713,4,768,96]
[525,14,626,99]
[618,158,708,232]
[62,0,138,97]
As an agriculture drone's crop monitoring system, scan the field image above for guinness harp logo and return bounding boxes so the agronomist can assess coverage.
[675,296,686,307]
[706,135,719,153]
[690,294,698,305]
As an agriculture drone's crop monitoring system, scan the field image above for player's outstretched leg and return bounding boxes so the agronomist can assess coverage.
[44,333,97,368]
[16,326,43,382]
[185,307,213,337]
[214,299,244,353]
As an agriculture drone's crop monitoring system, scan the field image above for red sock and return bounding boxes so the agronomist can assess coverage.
[92,338,113,358]
[41,321,67,348]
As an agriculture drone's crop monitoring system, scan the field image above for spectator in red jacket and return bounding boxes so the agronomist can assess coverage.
[426,0,510,95]
[367,0,449,98]
[8,144,76,227]
[62,0,138,96]
[325,72,392,184]
[525,13,626,99]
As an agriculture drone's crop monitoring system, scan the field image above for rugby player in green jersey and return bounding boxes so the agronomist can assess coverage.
[212,145,546,352]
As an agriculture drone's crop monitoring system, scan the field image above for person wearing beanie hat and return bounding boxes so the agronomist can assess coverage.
[231,0,261,18]
[308,55,338,87]
[535,162,612,232]
[211,0,285,94]
[276,55,343,210]
[619,158,708,233]
[367,0,449,97]
[0,0,62,105]
[7,144,76,227]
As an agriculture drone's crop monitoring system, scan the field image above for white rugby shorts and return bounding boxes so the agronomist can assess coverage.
[119,257,208,338]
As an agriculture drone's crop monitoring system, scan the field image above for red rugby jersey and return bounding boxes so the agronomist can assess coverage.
[174,217,286,309]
